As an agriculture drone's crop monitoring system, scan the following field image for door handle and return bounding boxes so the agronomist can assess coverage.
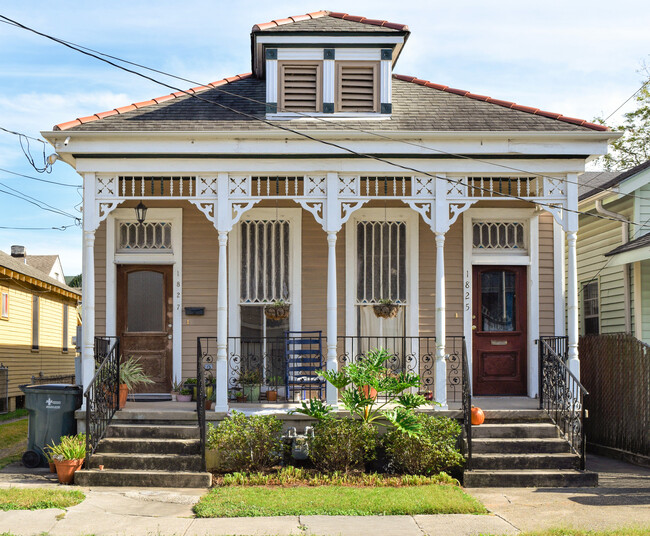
[472,325,477,330]
[167,334,172,340]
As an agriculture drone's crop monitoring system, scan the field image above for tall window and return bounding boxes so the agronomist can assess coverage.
[32,295,39,350]
[62,304,69,352]
[583,281,599,335]
[0,289,7,319]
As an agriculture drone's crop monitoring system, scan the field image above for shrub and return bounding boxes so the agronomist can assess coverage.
[308,418,377,473]
[207,411,283,472]
[384,414,465,475]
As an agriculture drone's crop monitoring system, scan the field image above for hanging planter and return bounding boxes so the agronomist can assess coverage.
[372,299,400,319]
[264,300,290,321]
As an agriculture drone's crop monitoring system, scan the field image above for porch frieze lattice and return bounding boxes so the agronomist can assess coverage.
[89,172,573,234]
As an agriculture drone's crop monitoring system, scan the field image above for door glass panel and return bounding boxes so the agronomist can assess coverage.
[127,271,164,332]
[480,270,516,332]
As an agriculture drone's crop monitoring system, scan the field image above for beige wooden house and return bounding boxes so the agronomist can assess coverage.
[0,248,80,410]
[43,10,617,412]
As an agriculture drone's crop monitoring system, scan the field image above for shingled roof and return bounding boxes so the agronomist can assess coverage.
[252,11,408,33]
[579,160,650,201]
[0,251,80,298]
[53,76,608,133]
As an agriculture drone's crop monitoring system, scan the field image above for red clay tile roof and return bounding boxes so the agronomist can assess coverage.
[251,10,409,32]
[393,74,609,132]
[53,73,253,131]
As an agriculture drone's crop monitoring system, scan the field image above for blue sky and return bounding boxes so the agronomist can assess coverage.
[0,0,648,275]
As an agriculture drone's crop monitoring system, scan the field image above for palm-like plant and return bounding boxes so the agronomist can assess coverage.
[119,356,154,390]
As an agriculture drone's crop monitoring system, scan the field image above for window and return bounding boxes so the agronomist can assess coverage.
[118,222,172,251]
[336,62,379,113]
[32,296,39,350]
[583,281,599,335]
[127,271,164,332]
[0,289,7,319]
[278,62,322,113]
[62,304,69,352]
[472,221,525,250]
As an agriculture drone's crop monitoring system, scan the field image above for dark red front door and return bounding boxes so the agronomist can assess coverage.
[472,265,527,395]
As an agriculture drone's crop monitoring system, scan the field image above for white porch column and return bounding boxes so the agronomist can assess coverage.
[434,232,447,409]
[566,230,580,378]
[326,231,338,405]
[81,229,95,394]
[215,230,229,412]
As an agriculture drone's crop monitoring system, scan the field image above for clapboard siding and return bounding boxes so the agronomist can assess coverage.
[539,213,555,335]
[0,278,77,400]
[640,260,650,343]
[577,197,633,334]
[95,221,107,336]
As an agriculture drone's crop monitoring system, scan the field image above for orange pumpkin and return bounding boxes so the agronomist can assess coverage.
[471,406,485,425]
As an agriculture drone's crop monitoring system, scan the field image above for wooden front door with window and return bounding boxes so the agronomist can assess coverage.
[117,264,173,393]
[472,265,527,395]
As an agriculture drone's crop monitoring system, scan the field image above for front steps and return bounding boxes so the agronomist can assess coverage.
[464,410,598,488]
[75,418,212,488]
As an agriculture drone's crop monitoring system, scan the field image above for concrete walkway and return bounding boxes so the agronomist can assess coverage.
[0,454,648,535]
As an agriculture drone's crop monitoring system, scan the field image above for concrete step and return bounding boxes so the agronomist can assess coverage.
[87,453,204,472]
[472,423,559,439]
[482,410,552,424]
[98,438,200,455]
[472,438,571,454]
[464,469,598,488]
[74,468,211,488]
[471,453,579,470]
[106,424,200,440]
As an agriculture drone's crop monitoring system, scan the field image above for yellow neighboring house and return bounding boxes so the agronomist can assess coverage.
[0,248,81,411]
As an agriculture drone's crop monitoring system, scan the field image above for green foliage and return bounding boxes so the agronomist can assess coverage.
[595,84,650,170]
[67,274,82,288]
[321,347,429,435]
[47,434,86,461]
[0,409,28,422]
[308,418,377,473]
[119,356,154,391]
[238,369,262,385]
[207,411,283,472]
[288,398,333,420]
[0,488,85,511]
[384,414,465,475]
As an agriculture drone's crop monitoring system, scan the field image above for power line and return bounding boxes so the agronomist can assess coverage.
[0,224,76,231]
[0,168,81,187]
[0,125,46,143]
[603,78,650,123]
[1,14,645,228]
[0,181,78,219]
[0,186,80,221]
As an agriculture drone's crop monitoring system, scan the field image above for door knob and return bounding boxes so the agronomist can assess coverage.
[168,334,172,340]
[472,325,477,330]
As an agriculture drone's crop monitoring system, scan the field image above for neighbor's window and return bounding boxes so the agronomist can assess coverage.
[1,289,7,319]
[62,304,69,352]
[582,281,599,335]
[32,295,39,350]
[336,62,379,113]
[278,61,322,113]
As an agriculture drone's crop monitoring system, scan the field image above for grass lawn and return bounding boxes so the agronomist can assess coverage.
[194,484,487,517]
[507,529,650,536]
[0,418,28,469]
[0,409,28,423]
[0,488,85,510]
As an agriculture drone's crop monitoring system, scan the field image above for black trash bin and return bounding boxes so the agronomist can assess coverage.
[19,384,83,468]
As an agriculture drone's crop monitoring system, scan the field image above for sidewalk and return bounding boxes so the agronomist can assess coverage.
[0,454,647,535]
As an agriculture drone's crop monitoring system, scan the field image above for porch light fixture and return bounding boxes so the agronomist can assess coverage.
[135,201,148,224]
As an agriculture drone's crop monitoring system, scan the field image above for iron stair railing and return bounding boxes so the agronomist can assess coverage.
[459,336,472,470]
[538,336,589,470]
[84,336,120,467]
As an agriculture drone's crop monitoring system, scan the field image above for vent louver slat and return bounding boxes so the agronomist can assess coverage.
[280,63,321,112]
[338,63,377,113]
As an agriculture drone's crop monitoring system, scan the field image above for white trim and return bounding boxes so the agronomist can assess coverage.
[276,48,323,61]
[380,60,391,104]
[256,36,404,45]
[266,59,278,104]
[553,218,566,336]
[634,261,643,340]
[106,208,183,384]
[345,208,419,337]
[462,208,538,397]
[228,208,302,337]
[323,59,335,104]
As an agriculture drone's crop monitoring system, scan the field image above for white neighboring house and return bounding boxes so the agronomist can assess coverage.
[42,10,618,411]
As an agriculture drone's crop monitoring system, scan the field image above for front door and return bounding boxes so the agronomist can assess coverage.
[472,265,527,395]
[117,264,173,393]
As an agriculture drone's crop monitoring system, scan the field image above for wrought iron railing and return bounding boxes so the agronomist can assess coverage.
[85,336,120,466]
[337,336,436,401]
[460,337,472,470]
[538,336,588,470]
[445,335,467,404]
[196,337,209,471]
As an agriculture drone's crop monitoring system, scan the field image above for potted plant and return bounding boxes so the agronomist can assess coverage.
[49,434,86,484]
[119,356,154,408]
[185,378,198,401]
[43,446,56,473]
[373,299,400,319]
[239,369,262,402]
[170,377,183,402]
[265,375,284,402]
[264,299,290,321]
[177,388,192,402]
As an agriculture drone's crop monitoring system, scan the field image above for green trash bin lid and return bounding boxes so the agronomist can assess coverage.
[20,384,81,393]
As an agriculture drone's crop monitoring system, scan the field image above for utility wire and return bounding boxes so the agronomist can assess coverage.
[602,78,650,123]
[0,186,80,221]
[0,224,75,230]
[0,14,644,227]
[0,181,78,219]
[0,168,81,187]
[0,125,46,143]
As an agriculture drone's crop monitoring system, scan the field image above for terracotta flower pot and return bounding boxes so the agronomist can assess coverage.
[54,459,83,485]
[360,385,378,400]
[471,406,485,425]
[119,384,128,409]
[49,462,56,473]
[177,394,192,402]
[266,390,278,402]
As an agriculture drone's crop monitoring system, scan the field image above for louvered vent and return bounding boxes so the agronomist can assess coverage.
[279,63,321,112]
[337,63,378,113]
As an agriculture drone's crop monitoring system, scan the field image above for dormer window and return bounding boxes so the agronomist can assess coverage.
[336,62,379,113]
[278,61,322,113]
